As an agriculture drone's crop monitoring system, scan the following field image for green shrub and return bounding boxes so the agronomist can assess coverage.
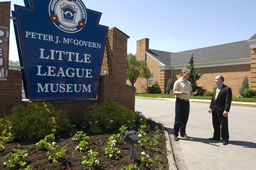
[165,78,173,94]
[204,89,213,96]
[2,103,70,140]
[146,82,162,94]
[84,99,136,130]
[243,88,256,98]
[239,75,249,96]
[194,86,206,96]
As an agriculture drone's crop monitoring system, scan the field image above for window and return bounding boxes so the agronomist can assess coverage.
[148,74,153,87]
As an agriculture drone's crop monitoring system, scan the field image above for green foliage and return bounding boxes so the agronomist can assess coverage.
[105,119,115,130]
[0,141,4,149]
[165,78,173,94]
[84,99,136,130]
[239,75,249,96]
[155,155,162,163]
[119,125,128,135]
[109,133,122,141]
[4,150,31,169]
[36,134,56,150]
[36,139,50,150]
[1,132,15,143]
[44,134,55,143]
[140,151,153,168]
[127,53,150,87]
[3,103,70,140]
[73,131,90,152]
[89,121,102,134]
[47,143,67,163]
[0,118,14,143]
[122,163,140,170]
[186,53,204,93]
[137,119,150,147]
[76,140,89,152]
[81,149,99,168]
[146,82,162,94]
[72,131,89,142]
[204,89,213,96]
[105,137,121,160]
[243,88,256,98]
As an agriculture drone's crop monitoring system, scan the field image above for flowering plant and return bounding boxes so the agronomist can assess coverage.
[82,149,99,168]
[105,137,121,160]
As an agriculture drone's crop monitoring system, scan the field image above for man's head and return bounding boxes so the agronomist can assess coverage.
[181,68,190,80]
[215,75,224,86]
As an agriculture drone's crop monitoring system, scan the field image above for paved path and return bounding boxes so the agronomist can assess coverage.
[135,97,256,170]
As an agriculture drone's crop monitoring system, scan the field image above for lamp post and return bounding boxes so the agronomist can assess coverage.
[123,130,139,161]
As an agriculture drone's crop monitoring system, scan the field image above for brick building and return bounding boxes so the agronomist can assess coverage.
[134,34,256,96]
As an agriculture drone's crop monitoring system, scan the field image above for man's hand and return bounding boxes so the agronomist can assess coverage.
[193,89,198,95]
[223,111,228,117]
[208,108,212,113]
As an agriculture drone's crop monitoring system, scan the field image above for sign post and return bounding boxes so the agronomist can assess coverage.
[12,0,108,100]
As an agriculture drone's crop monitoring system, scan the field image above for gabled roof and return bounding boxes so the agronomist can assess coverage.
[249,33,256,40]
[146,49,172,65]
[146,40,251,68]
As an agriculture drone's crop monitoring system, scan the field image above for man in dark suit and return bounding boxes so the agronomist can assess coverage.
[208,75,232,145]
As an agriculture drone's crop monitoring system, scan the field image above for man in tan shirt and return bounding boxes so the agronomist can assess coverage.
[173,68,198,141]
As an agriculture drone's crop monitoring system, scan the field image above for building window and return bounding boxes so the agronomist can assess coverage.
[148,74,153,87]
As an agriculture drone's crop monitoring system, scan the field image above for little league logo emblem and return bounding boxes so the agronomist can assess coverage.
[48,0,87,33]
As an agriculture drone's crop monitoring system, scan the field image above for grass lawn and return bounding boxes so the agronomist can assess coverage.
[136,93,256,103]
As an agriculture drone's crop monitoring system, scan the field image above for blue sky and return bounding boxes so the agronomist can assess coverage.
[8,0,256,61]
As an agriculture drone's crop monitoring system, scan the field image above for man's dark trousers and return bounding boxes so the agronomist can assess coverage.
[174,98,190,136]
[212,111,229,140]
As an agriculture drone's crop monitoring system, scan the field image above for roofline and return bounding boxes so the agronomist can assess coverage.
[247,39,256,49]
[159,58,251,70]
[146,51,165,66]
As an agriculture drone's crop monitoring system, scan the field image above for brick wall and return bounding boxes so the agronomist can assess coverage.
[98,27,135,111]
[251,49,256,89]
[0,70,22,116]
[0,2,10,27]
[172,64,251,96]
[136,38,149,61]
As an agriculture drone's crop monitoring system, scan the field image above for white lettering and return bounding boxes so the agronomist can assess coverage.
[37,83,92,93]
[38,48,92,63]
[36,65,93,79]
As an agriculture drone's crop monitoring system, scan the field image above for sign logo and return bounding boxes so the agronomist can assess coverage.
[49,0,87,33]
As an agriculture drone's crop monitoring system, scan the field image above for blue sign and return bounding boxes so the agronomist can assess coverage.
[12,0,108,100]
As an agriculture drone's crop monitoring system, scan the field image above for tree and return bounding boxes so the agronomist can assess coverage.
[186,53,204,95]
[165,78,173,94]
[239,74,249,96]
[126,53,150,87]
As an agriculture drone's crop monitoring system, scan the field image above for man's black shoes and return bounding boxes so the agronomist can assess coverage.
[181,134,189,139]
[174,135,179,141]
[209,137,228,145]
[223,140,228,145]
[209,137,220,141]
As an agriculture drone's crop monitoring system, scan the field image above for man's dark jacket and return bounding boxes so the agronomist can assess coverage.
[210,84,232,113]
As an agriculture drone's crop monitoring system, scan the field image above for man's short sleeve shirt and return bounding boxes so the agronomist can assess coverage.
[173,78,192,100]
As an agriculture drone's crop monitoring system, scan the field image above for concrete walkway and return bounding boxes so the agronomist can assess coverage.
[135,97,256,170]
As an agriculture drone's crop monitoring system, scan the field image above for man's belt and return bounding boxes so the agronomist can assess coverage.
[177,98,189,101]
